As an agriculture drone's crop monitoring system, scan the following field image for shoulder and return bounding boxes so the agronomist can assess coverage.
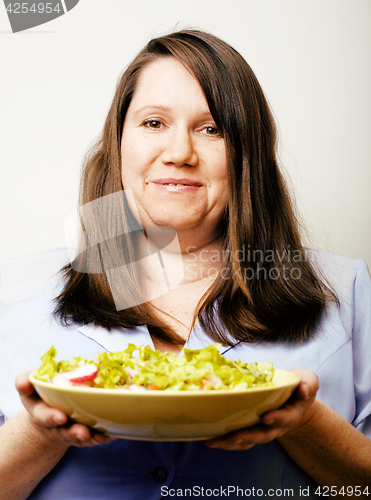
[305,249,371,342]
[305,248,370,303]
[306,248,360,280]
[0,248,72,307]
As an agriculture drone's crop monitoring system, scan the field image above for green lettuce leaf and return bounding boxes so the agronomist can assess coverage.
[34,343,273,391]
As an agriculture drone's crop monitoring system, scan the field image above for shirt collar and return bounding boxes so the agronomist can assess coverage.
[77,322,239,356]
[77,323,155,352]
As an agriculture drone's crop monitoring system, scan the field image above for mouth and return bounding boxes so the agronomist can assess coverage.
[152,178,203,187]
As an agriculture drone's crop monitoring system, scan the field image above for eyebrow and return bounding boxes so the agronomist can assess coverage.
[133,105,170,116]
[133,105,213,119]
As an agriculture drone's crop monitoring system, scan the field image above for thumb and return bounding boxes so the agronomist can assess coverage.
[15,369,35,396]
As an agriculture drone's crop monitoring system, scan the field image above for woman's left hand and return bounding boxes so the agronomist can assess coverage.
[205,369,319,451]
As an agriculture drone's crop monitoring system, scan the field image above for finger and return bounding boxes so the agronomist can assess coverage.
[206,436,256,450]
[260,397,313,429]
[23,400,114,445]
[20,393,69,428]
[66,422,116,444]
[15,369,35,396]
[206,423,282,449]
[290,369,319,400]
[64,427,118,447]
[260,369,318,426]
[206,430,256,450]
[66,422,93,441]
[44,422,117,447]
[65,433,117,447]
[206,369,319,451]
[17,372,70,428]
[260,398,307,426]
[91,432,118,445]
[206,440,255,451]
[210,392,317,449]
[41,424,93,446]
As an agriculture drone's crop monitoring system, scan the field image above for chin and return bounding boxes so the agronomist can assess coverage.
[150,221,195,231]
[145,212,200,231]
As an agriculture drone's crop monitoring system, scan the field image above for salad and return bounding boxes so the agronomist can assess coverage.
[34,344,274,391]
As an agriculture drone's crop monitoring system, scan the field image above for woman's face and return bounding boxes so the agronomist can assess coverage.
[120,57,228,245]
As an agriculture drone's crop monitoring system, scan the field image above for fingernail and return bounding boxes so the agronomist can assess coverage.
[53,416,65,426]
[302,383,310,400]
[92,434,109,444]
[263,417,275,425]
[92,434,117,445]
[206,441,218,447]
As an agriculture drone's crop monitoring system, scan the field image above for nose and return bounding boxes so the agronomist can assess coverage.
[160,127,198,167]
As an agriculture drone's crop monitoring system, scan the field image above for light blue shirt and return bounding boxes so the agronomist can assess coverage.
[1,248,370,499]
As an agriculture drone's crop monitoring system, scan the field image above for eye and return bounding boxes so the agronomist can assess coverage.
[143,119,162,130]
[201,125,222,137]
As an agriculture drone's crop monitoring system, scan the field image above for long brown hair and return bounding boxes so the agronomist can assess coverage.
[54,29,338,345]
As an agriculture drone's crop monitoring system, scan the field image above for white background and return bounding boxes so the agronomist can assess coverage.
[1,0,370,266]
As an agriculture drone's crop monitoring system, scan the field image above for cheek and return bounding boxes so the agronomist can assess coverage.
[121,137,157,180]
[209,145,228,181]
[213,162,228,186]
[121,151,145,187]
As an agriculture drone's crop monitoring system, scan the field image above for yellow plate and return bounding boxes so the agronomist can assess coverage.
[29,369,300,441]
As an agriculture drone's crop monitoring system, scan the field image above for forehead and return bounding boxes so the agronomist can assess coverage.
[129,57,210,111]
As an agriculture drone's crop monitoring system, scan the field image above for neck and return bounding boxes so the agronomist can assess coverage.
[137,231,225,294]
[180,235,224,284]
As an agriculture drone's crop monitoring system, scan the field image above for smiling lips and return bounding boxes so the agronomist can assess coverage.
[152,178,203,192]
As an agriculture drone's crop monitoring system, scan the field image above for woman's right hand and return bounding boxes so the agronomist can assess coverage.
[16,369,117,447]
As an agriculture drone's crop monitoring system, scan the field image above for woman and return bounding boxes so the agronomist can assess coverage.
[0,30,370,499]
